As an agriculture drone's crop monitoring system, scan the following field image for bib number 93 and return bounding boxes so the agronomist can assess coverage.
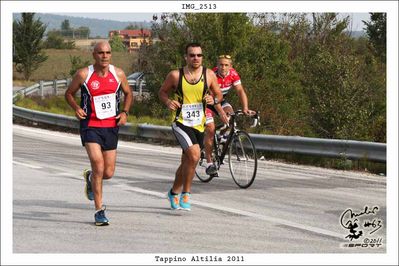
[93,93,116,119]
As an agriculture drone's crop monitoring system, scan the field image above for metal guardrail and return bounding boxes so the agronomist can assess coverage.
[13,79,147,103]
[12,105,386,162]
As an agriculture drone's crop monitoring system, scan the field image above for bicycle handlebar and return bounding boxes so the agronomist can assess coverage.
[218,110,260,130]
[232,110,260,128]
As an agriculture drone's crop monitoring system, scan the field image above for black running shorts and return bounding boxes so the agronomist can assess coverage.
[80,127,119,151]
[172,121,204,151]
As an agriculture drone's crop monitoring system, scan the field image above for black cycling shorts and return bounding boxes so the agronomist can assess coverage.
[80,127,119,151]
[172,121,204,151]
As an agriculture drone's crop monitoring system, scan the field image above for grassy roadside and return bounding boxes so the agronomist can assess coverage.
[13,49,137,81]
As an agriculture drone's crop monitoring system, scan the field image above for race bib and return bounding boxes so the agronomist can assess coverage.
[181,103,204,127]
[93,93,116,119]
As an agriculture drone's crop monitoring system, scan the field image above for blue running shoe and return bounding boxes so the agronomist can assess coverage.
[94,206,109,226]
[179,192,191,211]
[167,190,180,210]
[83,169,94,201]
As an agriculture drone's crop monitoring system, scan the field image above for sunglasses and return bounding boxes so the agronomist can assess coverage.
[97,51,111,55]
[218,54,232,59]
[189,53,203,58]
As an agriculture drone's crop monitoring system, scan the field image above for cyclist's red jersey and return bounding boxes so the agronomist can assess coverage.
[212,67,242,96]
[80,65,121,128]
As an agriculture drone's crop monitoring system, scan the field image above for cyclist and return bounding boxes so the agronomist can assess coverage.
[204,54,255,176]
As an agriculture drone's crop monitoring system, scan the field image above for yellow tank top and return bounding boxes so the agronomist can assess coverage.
[174,67,208,132]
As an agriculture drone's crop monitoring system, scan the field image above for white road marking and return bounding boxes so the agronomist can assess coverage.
[121,185,343,240]
[13,161,42,169]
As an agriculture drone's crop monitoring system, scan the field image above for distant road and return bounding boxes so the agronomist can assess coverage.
[11,125,386,262]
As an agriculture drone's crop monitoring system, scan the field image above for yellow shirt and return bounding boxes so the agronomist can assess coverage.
[174,68,207,132]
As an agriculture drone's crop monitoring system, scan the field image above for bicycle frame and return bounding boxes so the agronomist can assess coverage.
[214,120,238,166]
[195,109,260,187]
[213,110,259,167]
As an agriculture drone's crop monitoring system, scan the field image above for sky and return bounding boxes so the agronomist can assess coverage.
[56,12,371,31]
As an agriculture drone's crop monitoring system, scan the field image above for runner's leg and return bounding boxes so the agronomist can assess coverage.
[85,143,105,210]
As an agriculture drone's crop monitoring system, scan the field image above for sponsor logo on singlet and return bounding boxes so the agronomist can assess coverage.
[90,80,100,90]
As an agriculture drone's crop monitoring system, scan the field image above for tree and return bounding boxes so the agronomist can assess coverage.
[75,26,90,39]
[61,19,71,31]
[69,55,90,77]
[302,43,379,140]
[13,13,48,81]
[363,13,386,62]
[44,31,76,49]
[109,34,127,52]
[136,12,385,142]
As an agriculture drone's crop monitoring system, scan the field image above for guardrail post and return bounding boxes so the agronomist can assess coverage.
[138,80,143,96]
[53,80,57,96]
[40,80,44,99]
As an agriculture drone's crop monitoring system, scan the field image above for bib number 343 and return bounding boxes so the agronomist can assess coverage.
[182,103,203,127]
[93,93,116,119]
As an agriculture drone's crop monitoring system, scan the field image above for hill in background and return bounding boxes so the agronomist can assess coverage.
[12,13,152,38]
[12,13,366,39]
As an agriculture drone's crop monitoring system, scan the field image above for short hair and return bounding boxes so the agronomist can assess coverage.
[185,42,202,54]
[93,41,111,52]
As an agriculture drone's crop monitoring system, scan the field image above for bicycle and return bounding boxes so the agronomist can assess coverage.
[195,110,260,188]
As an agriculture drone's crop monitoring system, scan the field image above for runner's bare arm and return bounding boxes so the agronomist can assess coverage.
[65,68,88,120]
[115,68,133,126]
[159,70,181,111]
[207,70,229,124]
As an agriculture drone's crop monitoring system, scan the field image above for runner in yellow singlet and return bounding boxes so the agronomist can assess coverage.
[159,42,229,210]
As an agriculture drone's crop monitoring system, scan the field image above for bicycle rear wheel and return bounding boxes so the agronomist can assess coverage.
[228,131,257,188]
[195,148,217,182]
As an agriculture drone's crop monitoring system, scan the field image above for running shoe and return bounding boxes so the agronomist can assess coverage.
[94,206,109,226]
[83,169,94,201]
[179,192,191,211]
[206,164,218,175]
[167,190,180,210]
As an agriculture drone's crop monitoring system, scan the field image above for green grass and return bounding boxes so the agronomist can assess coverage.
[14,96,76,116]
[13,49,138,81]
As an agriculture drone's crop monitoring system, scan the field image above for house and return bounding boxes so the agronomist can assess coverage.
[108,29,152,52]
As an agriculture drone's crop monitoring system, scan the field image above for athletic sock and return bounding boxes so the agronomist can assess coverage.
[170,189,178,196]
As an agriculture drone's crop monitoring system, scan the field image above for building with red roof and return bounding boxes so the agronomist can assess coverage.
[109,29,152,52]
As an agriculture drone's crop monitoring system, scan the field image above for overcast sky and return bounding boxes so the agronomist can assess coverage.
[56,12,371,31]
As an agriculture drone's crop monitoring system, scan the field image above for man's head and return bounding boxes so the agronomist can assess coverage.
[93,41,112,68]
[184,42,203,69]
[217,55,233,77]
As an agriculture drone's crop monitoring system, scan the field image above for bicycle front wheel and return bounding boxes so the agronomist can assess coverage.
[228,131,257,188]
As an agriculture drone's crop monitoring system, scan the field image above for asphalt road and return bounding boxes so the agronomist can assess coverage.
[9,124,388,263]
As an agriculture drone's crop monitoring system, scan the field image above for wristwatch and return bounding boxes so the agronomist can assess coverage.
[122,110,129,116]
[214,97,220,105]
